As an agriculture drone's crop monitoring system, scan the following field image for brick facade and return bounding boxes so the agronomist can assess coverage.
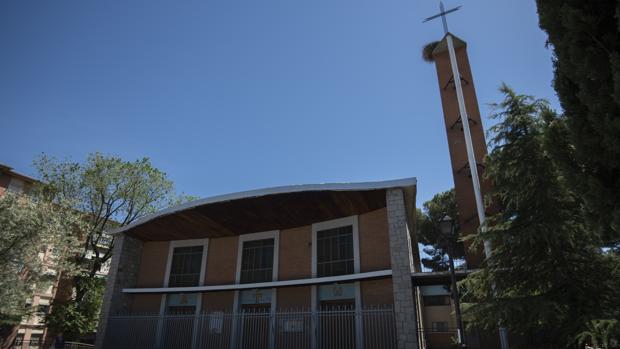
[432,35,493,267]
[98,181,419,348]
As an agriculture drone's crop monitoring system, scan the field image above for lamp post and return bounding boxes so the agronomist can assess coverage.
[439,215,466,348]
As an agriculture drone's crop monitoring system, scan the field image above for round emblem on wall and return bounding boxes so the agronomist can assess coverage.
[332,284,343,297]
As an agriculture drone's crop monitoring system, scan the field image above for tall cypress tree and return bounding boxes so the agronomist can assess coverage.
[536,0,620,244]
[463,85,620,348]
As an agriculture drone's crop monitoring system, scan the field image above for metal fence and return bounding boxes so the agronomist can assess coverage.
[10,340,94,349]
[105,307,397,349]
[418,327,488,349]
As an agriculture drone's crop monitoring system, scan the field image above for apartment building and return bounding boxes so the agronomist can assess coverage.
[0,163,110,348]
[0,164,51,348]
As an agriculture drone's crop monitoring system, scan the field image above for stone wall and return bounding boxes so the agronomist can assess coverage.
[95,234,144,349]
[386,188,419,349]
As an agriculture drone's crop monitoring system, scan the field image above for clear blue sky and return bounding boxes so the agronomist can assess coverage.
[0,0,558,206]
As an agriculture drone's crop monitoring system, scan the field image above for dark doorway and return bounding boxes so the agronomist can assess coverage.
[318,299,356,349]
[239,303,271,349]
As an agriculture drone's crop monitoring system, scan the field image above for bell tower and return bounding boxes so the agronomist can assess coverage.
[430,35,493,268]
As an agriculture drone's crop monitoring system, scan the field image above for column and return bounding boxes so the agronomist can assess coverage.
[95,234,144,349]
[386,188,419,349]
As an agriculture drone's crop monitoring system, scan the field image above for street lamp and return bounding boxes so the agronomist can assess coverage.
[439,215,466,348]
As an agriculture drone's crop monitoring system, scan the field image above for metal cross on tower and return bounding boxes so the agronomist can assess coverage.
[422,1,461,35]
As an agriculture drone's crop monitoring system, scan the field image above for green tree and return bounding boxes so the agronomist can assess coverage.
[0,193,82,346]
[536,0,620,244]
[576,319,620,349]
[462,85,620,348]
[416,189,465,271]
[44,277,106,340]
[37,153,192,339]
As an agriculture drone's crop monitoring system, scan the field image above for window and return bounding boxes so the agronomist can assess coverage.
[7,178,24,194]
[29,334,43,348]
[168,246,204,287]
[316,225,354,277]
[423,295,451,306]
[165,293,198,314]
[240,239,274,283]
[431,321,449,332]
[36,304,49,315]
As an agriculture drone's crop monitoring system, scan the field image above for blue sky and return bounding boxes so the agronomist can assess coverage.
[0,0,558,206]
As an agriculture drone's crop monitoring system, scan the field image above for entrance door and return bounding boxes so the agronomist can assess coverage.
[239,303,271,349]
[160,294,197,349]
[318,299,356,349]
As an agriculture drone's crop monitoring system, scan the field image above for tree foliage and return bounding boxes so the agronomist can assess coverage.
[536,0,620,244]
[0,193,82,337]
[45,277,106,340]
[37,153,191,339]
[416,189,465,271]
[462,85,620,348]
[35,153,184,280]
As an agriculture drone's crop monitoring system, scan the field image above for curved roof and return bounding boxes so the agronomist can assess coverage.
[112,177,416,240]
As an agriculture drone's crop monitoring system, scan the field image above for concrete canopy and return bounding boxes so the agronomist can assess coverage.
[110,178,417,241]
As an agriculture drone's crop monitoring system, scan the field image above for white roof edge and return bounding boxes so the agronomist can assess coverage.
[109,177,417,235]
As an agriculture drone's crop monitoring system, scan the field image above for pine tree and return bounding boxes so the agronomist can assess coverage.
[536,0,620,244]
[416,189,465,271]
[463,85,620,348]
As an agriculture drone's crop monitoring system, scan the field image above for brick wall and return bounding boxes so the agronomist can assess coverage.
[359,208,391,272]
[135,241,169,288]
[278,226,312,280]
[205,236,238,285]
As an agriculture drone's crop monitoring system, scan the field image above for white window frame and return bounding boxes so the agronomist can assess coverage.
[311,215,360,278]
[232,230,279,349]
[311,215,363,349]
[235,230,280,284]
[159,238,209,314]
[157,238,209,349]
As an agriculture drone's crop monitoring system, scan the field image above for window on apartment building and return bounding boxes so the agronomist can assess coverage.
[423,295,451,306]
[431,321,449,332]
[36,304,49,315]
[7,178,24,194]
[240,239,274,283]
[168,246,204,287]
[14,334,24,346]
[317,225,354,277]
[30,334,43,348]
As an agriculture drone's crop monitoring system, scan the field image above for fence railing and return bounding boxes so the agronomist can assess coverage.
[66,342,95,349]
[10,340,94,349]
[418,327,488,349]
[105,307,397,349]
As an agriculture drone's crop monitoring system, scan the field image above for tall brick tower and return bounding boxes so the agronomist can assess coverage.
[430,34,494,268]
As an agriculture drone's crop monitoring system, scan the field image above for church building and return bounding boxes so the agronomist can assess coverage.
[96,31,500,349]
